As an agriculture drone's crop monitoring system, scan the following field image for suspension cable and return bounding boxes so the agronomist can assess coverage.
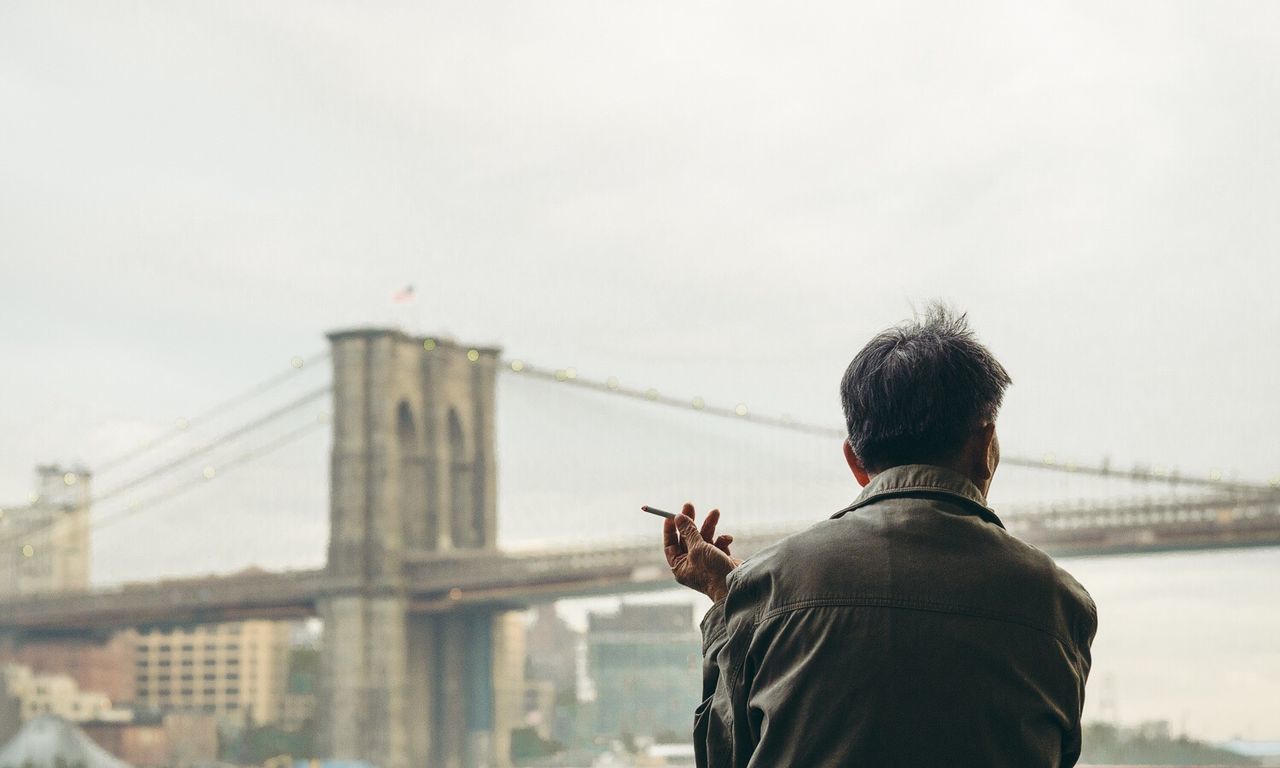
[93,384,332,505]
[0,418,329,553]
[96,350,329,473]
[92,418,330,533]
[501,358,1277,494]
[2,381,330,554]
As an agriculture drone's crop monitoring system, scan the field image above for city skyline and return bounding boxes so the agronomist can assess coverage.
[2,0,1277,757]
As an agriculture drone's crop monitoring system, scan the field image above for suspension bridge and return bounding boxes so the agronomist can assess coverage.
[1,327,1277,768]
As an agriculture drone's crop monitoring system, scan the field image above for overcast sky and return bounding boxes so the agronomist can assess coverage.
[2,0,1278,743]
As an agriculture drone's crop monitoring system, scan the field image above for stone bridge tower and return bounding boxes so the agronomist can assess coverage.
[318,328,519,768]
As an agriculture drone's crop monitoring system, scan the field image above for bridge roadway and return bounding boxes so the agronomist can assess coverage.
[2,493,1278,636]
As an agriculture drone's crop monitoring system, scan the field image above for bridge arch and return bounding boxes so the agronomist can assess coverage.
[397,399,433,552]
[448,406,477,548]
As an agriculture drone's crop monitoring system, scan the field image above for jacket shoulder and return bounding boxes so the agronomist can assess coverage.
[983,530,1099,650]
[721,519,855,612]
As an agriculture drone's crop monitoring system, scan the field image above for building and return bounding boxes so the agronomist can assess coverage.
[279,647,318,732]
[1,664,131,724]
[586,603,701,740]
[0,465,91,596]
[525,604,580,695]
[521,679,557,741]
[133,620,291,725]
[0,631,137,704]
[82,713,219,768]
[0,664,131,744]
[523,605,587,746]
[80,719,169,767]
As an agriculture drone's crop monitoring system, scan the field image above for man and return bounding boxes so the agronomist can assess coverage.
[662,305,1097,767]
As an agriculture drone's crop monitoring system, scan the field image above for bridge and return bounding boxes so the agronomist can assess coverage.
[2,327,1277,768]
[4,491,1280,634]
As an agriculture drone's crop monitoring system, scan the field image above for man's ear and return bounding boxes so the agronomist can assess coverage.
[843,440,872,487]
[968,422,998,488]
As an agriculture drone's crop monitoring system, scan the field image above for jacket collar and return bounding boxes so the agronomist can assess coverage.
[830,463,1005,529]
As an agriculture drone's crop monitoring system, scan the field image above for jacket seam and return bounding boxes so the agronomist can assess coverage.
[834,486,1003,527]
[757,596,1075,648]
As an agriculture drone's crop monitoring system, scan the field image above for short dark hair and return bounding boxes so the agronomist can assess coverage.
[840,303,1011,472]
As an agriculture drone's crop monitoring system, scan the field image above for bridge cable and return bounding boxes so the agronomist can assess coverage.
[501,358,1278,495]
[1,384,330,554]
[92,418,330,533]
[96,350,330,474]
[92,384,333,505]
[0,416,330,554]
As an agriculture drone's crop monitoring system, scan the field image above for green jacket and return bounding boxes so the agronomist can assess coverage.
[695,464,1097,767]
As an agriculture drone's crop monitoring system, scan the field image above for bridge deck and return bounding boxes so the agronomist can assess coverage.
[2,495,1277,635]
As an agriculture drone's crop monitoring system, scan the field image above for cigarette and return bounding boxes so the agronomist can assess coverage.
[641,505,676,519]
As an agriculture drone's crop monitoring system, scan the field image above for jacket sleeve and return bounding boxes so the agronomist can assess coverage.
[1061,594,1099,767]
[694,566,766,768]
[693,600,738,768]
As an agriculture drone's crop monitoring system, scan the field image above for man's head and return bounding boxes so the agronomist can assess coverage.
[840,303,1011,495]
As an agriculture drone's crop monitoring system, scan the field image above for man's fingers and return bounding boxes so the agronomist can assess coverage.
[714,534,733,555]
[662,516,682,568]
[674,511,700,543]
[662,515,679,548]
[700,508,720,543]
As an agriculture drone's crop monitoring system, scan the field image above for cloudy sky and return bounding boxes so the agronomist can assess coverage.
[2,0,1278,743]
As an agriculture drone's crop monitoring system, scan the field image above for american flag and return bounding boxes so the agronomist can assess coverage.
[392,284,415,303]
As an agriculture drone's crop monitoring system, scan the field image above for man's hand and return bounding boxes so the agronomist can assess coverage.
[663,503,741,603]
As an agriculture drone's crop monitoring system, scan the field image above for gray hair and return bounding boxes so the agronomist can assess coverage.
[840,303,1012,472]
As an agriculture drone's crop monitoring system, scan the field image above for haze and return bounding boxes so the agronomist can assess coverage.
[1,0,1277,745]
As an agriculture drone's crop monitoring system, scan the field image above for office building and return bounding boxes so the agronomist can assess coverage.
[586,603,701,739]
[133,620,290,725]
